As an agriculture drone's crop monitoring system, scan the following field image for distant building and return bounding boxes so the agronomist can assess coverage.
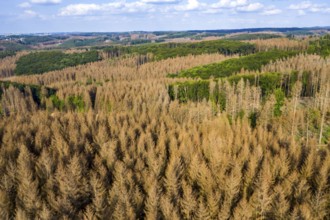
[131,34,140,40]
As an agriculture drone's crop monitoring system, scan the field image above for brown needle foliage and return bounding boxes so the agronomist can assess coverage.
[0,39,329,219]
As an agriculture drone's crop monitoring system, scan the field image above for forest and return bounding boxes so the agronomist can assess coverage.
[0,27,322,51]
[14,50,100,75]
[0,33,329,219]
[170,50,298,79]
[101,40,255,60]
[0,51,16,59]
[225,33,283,41]
[307,35,330,57]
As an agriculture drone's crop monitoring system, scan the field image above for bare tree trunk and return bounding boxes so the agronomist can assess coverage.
[291,82,302,139]
[319,83,329,145]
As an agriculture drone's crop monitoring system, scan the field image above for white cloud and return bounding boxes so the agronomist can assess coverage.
[30,0,62,5]
[19,2,32,8]
[211,0,248,9]
[237,3,263,12]
[210,0,264,13]
[24,10,38,17]
[202,8,222,14]
[19,9,47,20]
[59,1,153,16]
[59,4,102,16]
[262,8,281,15]
[57,0,286,17]
[288,1,312,10]
[175,0,203,11]
[141,0,180,4]
[261,6,282,15]
[289,1,330,14]
[123,1,154,13]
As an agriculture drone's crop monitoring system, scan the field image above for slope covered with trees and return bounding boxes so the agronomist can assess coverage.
[171,50,298,79]
[0,37,329,219]
[0,52,28,78]
[14,50,100,75]
[0,51,16,59]
[0,80,56,110]
[102,39,256,60]
[225,33,283,40]
[308,35,330,57]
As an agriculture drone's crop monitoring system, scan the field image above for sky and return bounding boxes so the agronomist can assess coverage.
[0,0,329,33]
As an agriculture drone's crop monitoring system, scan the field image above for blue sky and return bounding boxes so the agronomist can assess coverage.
[0,0,329,33]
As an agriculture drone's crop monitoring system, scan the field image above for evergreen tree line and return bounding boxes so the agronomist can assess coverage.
[0,51,16,59]
[14,50,101,75]
[170,50,299,79]
[102,40,256,60]
[168,70,320,104]
[307,35,330,57]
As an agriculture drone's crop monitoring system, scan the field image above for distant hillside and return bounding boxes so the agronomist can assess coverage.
[0,27,329,50]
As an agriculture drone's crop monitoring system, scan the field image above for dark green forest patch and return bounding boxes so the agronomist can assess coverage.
[15,50,100,75]
[307,35,330,57]
[102,40,256,60]
[225,33,283,41]
[169,50,298,79]
[168,71,315,104]
[0,50,16,59]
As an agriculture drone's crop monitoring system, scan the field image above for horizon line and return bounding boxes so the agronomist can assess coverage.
[1,26,329,35]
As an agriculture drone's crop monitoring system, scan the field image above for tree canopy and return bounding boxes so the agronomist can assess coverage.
[171,50,298,79]
[15,50,100,75]
[103,40,256,60]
